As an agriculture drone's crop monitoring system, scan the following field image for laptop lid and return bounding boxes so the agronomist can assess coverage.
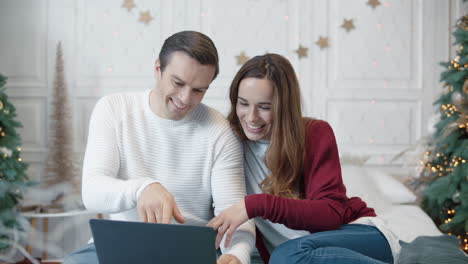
[89,219,217,264]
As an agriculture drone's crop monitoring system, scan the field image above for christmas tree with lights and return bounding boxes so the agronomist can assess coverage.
[0,74,30,252]
[420,15,468,252]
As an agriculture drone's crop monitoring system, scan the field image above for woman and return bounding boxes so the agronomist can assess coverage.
[208,54,399,264]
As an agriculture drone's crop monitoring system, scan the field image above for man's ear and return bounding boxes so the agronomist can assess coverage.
[154,59,162,79]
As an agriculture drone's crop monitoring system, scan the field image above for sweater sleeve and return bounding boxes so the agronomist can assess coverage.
[81,97,157,213]
[211,129,255,264]
[244,120,348,232]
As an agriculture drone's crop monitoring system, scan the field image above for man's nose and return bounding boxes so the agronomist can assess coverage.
[178,87,191,104]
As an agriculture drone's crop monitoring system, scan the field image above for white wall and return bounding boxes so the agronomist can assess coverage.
[0,0,466,259]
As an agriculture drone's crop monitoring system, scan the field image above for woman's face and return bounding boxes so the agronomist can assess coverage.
[236,77,274,141]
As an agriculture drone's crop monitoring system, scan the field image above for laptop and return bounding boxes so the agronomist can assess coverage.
[89,219,217,264]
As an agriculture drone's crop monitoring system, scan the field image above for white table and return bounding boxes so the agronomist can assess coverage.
[22,210,103,260]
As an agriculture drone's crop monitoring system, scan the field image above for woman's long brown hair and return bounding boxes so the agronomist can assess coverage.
[227,54,305,199]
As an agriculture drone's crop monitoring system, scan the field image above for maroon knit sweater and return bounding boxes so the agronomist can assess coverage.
[244,120,376,263]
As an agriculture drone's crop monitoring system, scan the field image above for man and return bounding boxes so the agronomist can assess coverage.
[64,31,255,264]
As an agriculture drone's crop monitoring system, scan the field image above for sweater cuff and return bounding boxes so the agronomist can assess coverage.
[135,178,160,202]
[221,220,255,264]
[245,194,267,219]
[222,242,251,264]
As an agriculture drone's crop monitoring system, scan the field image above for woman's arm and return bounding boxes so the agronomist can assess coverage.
[244,120,348,232]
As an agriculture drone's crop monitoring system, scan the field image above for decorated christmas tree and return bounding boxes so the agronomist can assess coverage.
[0,74,30,253]
[420,16,468,252]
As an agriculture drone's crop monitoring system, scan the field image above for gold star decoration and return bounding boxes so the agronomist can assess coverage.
[139,11,153,25]
[367,0,381,9]
[294,45,308,59]
[235,51,250,66]
[341,19,355,33]
[315,36,330,49]
[121,0,136,12]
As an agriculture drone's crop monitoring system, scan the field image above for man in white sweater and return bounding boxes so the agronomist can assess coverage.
[64,31,255,264]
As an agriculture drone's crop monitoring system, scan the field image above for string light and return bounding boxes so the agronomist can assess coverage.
[449,55,468,70]
[441,104,458,117]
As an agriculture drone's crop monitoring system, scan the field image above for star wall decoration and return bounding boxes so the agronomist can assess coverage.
[294,45,308,59]
[139,10,153,25]
[236,51,250,65]
[341,18,355,32]
[367,0,381,9]
[315,36,330,49]
[121,0,136,12]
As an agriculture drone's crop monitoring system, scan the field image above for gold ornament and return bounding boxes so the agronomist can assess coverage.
[294,45,308,59]
[0,100,3,110]
[235,51,250,66]
[139,11,153,25]
[457,15,468,31]
[315,36,330,49]
[341,19,355,33]
[367,0,381,9]
[121,0,136,12]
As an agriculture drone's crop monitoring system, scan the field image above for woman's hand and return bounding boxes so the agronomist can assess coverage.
[207,199,249,248]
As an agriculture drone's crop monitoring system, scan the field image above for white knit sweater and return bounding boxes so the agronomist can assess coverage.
[81,89,255,263]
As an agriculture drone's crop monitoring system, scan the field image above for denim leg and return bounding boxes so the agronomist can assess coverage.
[63,243,99,264]
[270,224,393,264]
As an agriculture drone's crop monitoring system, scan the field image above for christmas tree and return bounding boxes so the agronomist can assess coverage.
[420,15,468,252]
[0,74,30,252]
[42,42,80,211]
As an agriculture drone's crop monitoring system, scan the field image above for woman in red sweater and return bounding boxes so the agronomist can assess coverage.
[208,54,396,264]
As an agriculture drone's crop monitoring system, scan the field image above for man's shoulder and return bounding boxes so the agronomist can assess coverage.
[96,90,147,114]
[99,90,146,107]
[193,104,231,130]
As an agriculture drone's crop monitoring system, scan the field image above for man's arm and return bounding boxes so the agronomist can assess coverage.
[211,129,255,264]
[81,97,156,213]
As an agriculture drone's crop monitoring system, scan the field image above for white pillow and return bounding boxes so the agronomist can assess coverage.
[341,165,416,207]
[341,165,392,211]
[366,168,417,204]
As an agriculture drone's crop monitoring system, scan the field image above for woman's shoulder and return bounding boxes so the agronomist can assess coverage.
[303,118,334,135]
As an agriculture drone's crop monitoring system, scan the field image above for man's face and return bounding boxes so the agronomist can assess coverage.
[152,52,216,120]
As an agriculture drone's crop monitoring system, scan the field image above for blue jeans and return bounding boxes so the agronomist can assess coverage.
[270,224,393,264]
[63,243,98,264]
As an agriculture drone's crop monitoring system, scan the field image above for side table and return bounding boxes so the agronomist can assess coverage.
[21,210,103,261]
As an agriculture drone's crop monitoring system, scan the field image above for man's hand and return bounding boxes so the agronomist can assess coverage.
[207,199,248,249]
[217,254,241,264]
[137,183,185,224]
